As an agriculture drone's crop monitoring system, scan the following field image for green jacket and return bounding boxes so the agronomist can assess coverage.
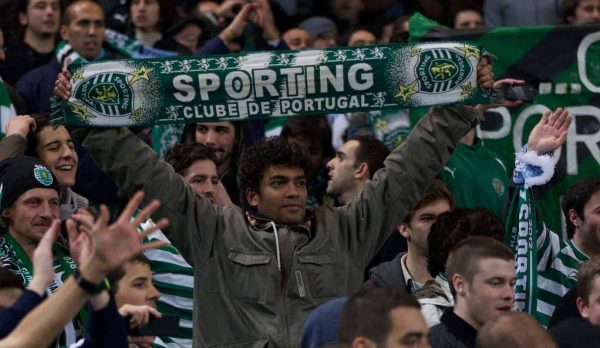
[79,105,478,347]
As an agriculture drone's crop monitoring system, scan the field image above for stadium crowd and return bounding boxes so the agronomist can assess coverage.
[0,0,599,347]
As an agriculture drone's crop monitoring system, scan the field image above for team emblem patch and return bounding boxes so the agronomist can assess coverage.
[33,165,53,186]
[415,48,472,93]
[73,72,134,119]
[492,178,505,197]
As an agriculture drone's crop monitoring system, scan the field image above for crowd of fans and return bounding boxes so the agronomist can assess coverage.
[0,0,599,347]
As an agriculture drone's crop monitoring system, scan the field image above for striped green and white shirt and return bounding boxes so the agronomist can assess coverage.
[536,223,589,327]
[139,219,194,348]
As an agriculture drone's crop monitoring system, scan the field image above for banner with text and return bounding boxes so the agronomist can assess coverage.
[54,42,489,127]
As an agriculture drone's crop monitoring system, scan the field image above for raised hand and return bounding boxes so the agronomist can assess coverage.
[527,107,572,154]
[54,58,72,101]
[66,208,96,265]
[28,220,61,295]
[476,56,494,90]
[70,191,168,275]
[5,115,36,138]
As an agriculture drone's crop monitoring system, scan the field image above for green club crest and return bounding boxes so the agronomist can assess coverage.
[73,72,134,119]
[415,48,472,93]
[33,165,53,186]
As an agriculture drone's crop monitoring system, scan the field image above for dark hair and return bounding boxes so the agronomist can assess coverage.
[577,257,600,305]
[180,121,245,166]
[562,178,600,238]
[402,179,454,224]
[238,137,311,209]
[449,5,483,28]
[106,254,150,294]
[561,0,582,23]
[127,0,177,34]
[446,237,513,298]
[338,287,420,345]
[351,135,390,180]
[0,266,24,291]
[24,113,55,158]
[165,142,216,175]
[280,115,335,164]
[427,208,504,277]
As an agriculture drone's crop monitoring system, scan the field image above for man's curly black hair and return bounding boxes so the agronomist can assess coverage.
[238,137,311,210]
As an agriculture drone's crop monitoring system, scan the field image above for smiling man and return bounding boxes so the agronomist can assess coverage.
[16,0,106,113]
[429,237,516,348]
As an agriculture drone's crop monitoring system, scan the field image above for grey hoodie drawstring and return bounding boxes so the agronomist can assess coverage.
[271,221,281,272]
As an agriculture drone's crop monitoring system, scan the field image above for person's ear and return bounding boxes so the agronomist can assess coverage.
[246,188,259,208]
[60,25,69,41]
[577,296,590,319]
[569,209,581,229]
[398,223,410,240]
[453,273,466,297]
[352,336,377,348]
[354,162,369,181]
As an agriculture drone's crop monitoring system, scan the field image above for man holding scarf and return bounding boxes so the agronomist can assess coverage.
[17,1,110,114]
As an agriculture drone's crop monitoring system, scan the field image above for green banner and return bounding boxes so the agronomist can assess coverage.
[54,42,490,127]
[409,14,600,234]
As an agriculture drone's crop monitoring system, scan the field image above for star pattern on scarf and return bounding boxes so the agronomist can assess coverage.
[410,47,422,57]
[374,119,390,132]
[130,108,143,122]
[70,102,93,122]
[395,80,418,102]
[129,66,154,85]
[71,70,84,81]
[457,44,480,60]
[460,83,475,98]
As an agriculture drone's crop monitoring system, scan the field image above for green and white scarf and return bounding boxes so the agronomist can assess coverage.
[504,187,539,315]
[0,233,81,348]
[52,42,492,127]
[0,76,16,138]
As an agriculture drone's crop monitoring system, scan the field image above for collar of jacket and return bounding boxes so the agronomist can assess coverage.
[440,309,477,347]
[245,209,313,237]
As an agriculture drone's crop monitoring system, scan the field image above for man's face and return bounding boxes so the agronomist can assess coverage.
[348,29,376,47]
[114,262,160,309]
[578,274,600,325]
[248,165,307,224]
[574,0,600,24]
[576,191,600,252]
[60,2,105,60]
[283,28,311,50]
[183,159,219,203]
[311,31,338,48]
[460,258,516,328]
[330,0,364,21]
[19,0,60,37]
[400,199,451,255]
[6,188,60,247]
[383,306,430,348]
[287,136,323,174]
[130,0,160,32]
[174,23,202,53]
[326,140,359,197]
[35,126,78,189]
[454,10,484,29]
[194,122,236,167]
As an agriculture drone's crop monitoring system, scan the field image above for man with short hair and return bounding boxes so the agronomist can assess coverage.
[17,0,107,113]
[0,0,61,86]
[282,27,311,50]
[57,55,494,346]
[366,180,454,292]
[326,135,390,206]
[549,257,600,347]
[337,287,430,348]
[429,236,516,348]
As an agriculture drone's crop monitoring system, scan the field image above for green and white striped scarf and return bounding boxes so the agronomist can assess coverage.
[52,42,492,127]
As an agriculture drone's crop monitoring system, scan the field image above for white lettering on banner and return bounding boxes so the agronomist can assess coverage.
[577,31,600,93]
[480,104,600,176]
[479,107,512,139]
[172,63,376,102]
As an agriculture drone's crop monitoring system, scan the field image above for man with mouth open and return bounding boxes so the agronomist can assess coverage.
[429,237,516,348]
[16,0,109,114]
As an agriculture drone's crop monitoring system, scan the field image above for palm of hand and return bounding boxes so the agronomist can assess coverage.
[529,123,564,154]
